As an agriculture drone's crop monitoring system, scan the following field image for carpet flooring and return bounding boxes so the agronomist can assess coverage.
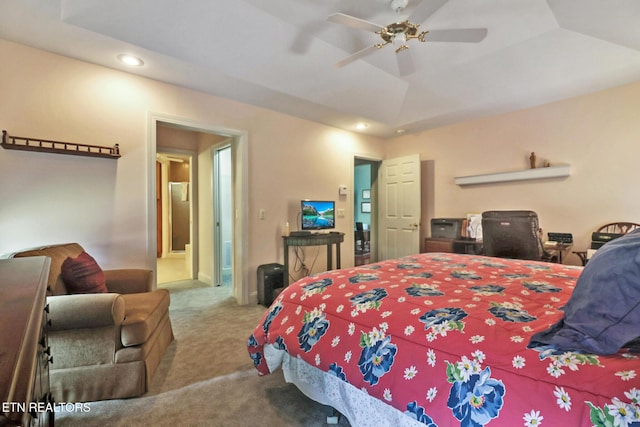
[54,280,350,426]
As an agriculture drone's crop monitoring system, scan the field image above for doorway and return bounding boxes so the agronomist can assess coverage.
[354,158,379,266]
[214,145,232,287]
[148,113,249,304]
[156,151,194,284]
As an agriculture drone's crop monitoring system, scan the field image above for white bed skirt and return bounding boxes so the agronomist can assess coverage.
[265,345,423,427]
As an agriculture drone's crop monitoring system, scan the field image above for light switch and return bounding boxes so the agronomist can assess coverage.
[259,209,266,220]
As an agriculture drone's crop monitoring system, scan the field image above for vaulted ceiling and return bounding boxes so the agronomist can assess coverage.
[1,0,639,138]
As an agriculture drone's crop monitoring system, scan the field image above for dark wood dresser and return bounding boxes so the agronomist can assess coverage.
[423,237,483,255]
[0,257,54,427]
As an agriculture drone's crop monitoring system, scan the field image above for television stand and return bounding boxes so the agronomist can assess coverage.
[282,232,344,285]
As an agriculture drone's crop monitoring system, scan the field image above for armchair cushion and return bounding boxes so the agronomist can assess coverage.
[61,251,108,294]
[105,269,153,294]
[121,290,171,347]
[47,293,125,331]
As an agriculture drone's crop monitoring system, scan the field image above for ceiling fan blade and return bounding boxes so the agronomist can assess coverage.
[408,0,449,24]
[335,45,380,68]
[396,48,415,77]
[423,28,488,43]
[327,13,385,33]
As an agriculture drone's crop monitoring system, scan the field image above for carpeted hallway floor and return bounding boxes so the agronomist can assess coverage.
[54,280,350,426]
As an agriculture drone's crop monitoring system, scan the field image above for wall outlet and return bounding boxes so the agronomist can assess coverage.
[259,208,265,220]
[337,208,345,218]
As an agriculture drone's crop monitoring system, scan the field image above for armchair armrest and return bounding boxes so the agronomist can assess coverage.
[47,293,125,331]
[104,269,153,294]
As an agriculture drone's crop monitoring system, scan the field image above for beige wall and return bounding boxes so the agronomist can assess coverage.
[0,39,386,301]
[2,37,638,299]
[386,81,640,264]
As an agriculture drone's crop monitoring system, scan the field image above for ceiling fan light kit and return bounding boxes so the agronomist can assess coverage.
[390,0,409,13]
[327,0,487,76]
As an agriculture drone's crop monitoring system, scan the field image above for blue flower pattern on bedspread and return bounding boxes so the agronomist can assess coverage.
[406,272,434,280]
[358,332,397,386]
[262,303,282,334]
[522,281,562,293]
[247,335,262,367]
[248,253,640,426]
[469,284,505,295]
[298,308,330,352]
[350,288,388,309]
[274,335,287,351]
[301,278,333,294]
[450,270,482,280]
[446,356,505,427]
[406,284,444,297]
[488,302,536,323]
[348,273,379,283]
[419,308,468,330]
[405,401,437,426]
[328,362,347,381]
[397,262,424,270]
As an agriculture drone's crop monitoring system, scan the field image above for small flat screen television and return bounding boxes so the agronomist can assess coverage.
[301,200,335,231]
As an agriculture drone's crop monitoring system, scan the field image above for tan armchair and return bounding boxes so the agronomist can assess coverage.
[9,243,174,402]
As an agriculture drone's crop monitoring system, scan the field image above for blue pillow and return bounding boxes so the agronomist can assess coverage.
[529,228,640,354]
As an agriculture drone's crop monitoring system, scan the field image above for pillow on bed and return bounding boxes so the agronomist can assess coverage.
[529,228,640,355]
[61,251,108,294]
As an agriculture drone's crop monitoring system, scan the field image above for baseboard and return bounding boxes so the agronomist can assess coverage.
[197,272,213,285]
[163,252,185,259]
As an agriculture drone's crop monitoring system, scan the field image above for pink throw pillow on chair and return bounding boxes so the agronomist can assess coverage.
[61,251,108,294]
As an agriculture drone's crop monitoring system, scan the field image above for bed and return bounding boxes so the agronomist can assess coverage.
[248,252,640,426]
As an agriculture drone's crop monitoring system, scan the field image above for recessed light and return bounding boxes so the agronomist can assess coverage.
[356,122,369,130]
[396,129,406,134]
[117,54,144,67]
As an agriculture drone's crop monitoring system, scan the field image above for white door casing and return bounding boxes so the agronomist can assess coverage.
[148,112,250,305]
[378,154,421,260]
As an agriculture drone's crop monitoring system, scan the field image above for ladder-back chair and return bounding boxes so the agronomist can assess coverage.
[573,222,640,265]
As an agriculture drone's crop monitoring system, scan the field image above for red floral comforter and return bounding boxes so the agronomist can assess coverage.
[248,253,640,426]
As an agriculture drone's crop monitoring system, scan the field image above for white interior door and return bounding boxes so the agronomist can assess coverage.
[378,154,421,260]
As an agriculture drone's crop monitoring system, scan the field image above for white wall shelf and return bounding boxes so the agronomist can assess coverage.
[454,164,570,186]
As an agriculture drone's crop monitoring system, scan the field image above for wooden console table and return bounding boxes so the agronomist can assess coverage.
[543,242,573,264]
[0,257,54,427]
[282,233,344,285]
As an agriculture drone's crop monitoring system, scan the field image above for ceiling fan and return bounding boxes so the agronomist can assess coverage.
[327,0,487,76]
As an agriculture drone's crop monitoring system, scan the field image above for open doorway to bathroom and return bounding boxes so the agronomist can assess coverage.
[149,114,250,304]
[156,151,194,284]
[154,121,238,291]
